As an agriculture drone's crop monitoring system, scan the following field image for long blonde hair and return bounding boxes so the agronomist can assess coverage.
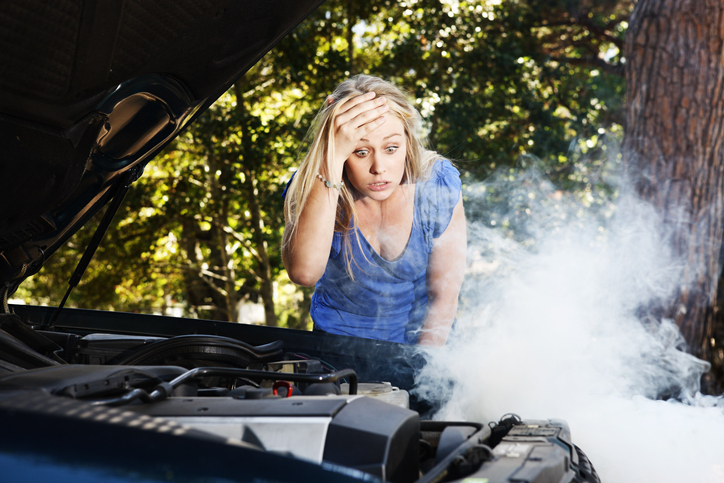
[284,75,438,275]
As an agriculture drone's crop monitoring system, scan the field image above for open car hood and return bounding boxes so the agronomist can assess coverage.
[0,0,322,293]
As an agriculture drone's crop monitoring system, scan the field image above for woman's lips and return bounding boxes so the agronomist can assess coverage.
[368,181,391,191]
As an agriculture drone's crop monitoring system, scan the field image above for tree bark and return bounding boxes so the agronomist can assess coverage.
[623,0,724,375]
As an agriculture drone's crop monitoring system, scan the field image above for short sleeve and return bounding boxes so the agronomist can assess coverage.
[418,159,461,250]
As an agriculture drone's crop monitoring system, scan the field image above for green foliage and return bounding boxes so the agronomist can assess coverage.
[373,0,628,178]
[17,0,632,327]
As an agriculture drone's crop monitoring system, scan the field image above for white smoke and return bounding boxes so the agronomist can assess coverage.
[415,166,724,482]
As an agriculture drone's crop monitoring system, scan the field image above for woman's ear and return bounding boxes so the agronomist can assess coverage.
[326,95,334,106]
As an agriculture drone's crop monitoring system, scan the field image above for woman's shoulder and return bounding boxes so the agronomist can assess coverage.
[416,158,462,241]
[420,158,461,191]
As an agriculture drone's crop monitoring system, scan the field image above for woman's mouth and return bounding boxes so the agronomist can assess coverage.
[368,181,391,191]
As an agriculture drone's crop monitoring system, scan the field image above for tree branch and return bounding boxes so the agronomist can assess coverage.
[537,18,626,51]
[222,225,263,265]
[549,56,624,76]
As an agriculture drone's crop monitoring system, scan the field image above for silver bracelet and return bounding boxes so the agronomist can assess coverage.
[317,174,344,190]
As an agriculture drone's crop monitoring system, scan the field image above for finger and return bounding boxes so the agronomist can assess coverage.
[336,91,377,116]
[357,113,387,136]
[326,95,334,106]
[347,101,389,130]
[335,95,387,128]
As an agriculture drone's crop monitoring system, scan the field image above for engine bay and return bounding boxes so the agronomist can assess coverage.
[0,311,600,482]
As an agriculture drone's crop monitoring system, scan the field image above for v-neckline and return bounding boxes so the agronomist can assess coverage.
[355,183,418,263]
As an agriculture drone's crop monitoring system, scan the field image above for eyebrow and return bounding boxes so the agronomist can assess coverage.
[359,133,403,142]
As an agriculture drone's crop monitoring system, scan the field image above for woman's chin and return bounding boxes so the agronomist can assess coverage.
[362,184,401,201]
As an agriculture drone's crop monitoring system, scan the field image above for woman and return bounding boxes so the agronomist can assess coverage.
[283,75,465,346]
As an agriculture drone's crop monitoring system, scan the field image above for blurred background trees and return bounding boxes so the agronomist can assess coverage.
[15,0,631,324]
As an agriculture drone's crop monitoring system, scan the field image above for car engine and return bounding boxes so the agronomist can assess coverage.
[0,317,599,483]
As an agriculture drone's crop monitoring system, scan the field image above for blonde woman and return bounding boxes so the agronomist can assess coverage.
[282,75,465,346]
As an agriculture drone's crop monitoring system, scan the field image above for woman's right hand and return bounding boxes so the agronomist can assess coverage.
[328,92,388,176]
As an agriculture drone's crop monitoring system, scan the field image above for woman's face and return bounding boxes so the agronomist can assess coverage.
[344,114,407,202]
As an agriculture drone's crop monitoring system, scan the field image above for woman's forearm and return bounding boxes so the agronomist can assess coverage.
[418,296,458,346]
[418,195,466,346]
[283,181,341,286]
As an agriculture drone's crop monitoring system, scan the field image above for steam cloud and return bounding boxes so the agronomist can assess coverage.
[415,164,724,482]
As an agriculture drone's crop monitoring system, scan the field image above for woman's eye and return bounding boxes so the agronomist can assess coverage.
[385,146,398,153]
[354,149,369,157]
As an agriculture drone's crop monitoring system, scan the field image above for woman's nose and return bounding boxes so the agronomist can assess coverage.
[370,155,386,174]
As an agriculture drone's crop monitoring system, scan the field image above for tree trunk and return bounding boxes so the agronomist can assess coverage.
[205,147,239,323]
[623,0,724,380]
[346,0,355,72]
[214,219,239,323]
[244,166,278,326]
[234,82,278,327]
[180,217,230,321]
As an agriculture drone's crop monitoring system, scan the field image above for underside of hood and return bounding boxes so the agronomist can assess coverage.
[0,0,322,295]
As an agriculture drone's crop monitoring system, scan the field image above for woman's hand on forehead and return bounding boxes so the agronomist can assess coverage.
[330,92,389,170]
